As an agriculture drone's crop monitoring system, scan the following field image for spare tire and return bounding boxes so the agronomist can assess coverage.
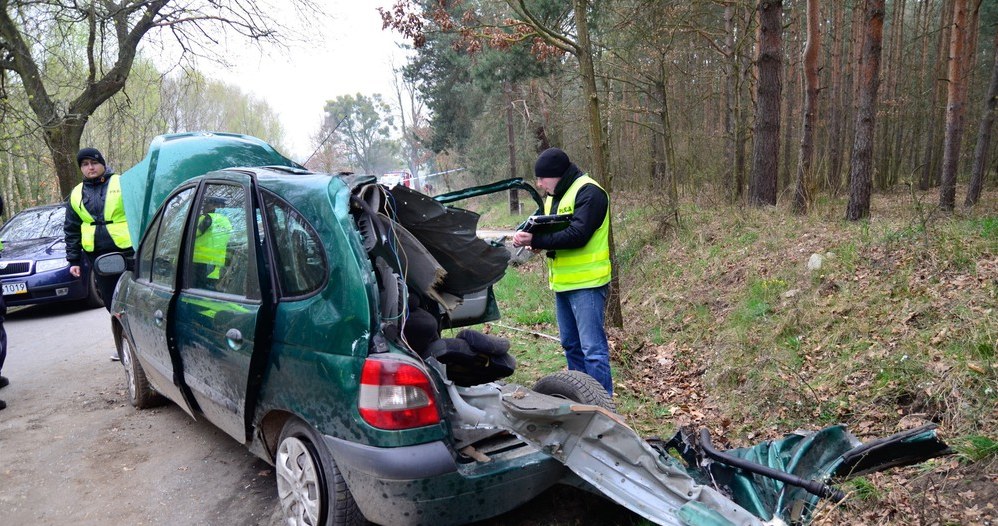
[532,370,615,413]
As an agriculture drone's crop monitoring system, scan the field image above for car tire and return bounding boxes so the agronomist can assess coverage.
[120,334,162,408]
[276,418,364,526]
[82,270,105,309]
[532,370,616,413]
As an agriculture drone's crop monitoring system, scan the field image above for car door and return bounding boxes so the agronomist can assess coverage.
[125,186,198,417]
[173,179,261,443]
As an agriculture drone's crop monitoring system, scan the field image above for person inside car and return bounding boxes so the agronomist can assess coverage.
[192,196,231,286]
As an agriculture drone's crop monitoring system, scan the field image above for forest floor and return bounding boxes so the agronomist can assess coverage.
[484,185,997,525]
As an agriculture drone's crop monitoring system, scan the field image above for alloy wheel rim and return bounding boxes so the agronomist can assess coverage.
[276,436,322,526]
[121,340,136,399]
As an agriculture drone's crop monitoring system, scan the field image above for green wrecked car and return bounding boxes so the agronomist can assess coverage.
[97,132,949,526]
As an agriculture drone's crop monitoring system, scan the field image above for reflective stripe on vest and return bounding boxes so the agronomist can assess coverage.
[70,175,132,252]
[193,212,231,279]
[543,174,611,292]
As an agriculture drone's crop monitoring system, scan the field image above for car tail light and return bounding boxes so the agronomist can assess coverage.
[359,357,440,430]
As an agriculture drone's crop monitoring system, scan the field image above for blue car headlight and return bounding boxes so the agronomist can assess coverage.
[35,258,70,273]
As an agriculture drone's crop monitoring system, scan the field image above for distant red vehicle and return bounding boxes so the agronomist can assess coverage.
[381,170,414,188]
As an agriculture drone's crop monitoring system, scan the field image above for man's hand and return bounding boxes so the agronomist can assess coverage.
[512,231,533,249]
[69,265,81,278]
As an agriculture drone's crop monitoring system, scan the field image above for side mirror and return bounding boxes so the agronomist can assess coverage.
[94,253,131,276]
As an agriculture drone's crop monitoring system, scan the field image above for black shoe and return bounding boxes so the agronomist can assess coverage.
[0,399,6,410]
[0,375,8,389]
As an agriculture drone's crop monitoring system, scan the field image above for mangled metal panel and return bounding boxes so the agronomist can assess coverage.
[443,375,950,526]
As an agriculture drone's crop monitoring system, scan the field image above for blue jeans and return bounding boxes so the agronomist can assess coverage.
[555,285,612,396]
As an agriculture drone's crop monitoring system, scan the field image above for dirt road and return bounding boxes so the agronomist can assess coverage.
[0,303,637,526]
[0,303,280,525]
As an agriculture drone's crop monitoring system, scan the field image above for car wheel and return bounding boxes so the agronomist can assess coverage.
[276,418,363,526]
[82,270,105,309]
[532,370,616,413]
[120,335,161,408]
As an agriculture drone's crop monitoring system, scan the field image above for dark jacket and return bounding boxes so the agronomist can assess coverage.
[530,167,609,251]
[64,172,130,265]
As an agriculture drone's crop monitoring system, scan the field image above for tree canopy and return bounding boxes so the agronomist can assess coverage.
[0,0,318,196]
[318,93,398,176]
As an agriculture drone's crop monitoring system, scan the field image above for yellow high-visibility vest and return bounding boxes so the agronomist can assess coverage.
[193,212,231,279]
[543,175,611,292]
[70,175,131,252]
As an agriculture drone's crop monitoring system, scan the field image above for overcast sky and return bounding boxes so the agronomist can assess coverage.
[187,3,410,162]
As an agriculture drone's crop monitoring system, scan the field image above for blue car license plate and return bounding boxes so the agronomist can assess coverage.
[2,282,27,296]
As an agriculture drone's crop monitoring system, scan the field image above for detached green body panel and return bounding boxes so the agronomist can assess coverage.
[708,426,860,522]
[674,424,951,525]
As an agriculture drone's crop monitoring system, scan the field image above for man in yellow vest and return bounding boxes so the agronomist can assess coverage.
[512,148,614,396]
[64,148,134,328]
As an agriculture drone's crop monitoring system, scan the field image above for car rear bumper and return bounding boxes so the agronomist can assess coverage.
[323,435,565,525]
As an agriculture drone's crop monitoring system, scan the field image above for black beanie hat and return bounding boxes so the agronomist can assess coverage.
[76,147,106,168]
[534,148,571,179]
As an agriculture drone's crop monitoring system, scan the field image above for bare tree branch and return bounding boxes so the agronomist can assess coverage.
[0,0,322,194]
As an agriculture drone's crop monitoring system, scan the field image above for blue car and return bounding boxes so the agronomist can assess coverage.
[0,203,103,308]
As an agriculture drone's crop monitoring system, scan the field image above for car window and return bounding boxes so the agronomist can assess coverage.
[187,183,257,299]
[263,191,326,297]
[147,188,196,286]
[137,210,161,282]
[0,206,64,240]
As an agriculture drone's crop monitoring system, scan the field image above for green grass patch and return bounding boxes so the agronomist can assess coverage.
[464,193,536,229]
[493,263,555,325]
[953,435,998,462]
[845,477,882,501]
[979,216,998,238]
[731,278,786,327]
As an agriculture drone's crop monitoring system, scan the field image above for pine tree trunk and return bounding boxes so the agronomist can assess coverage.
[570,0,622,328]
[656,73,680,222]
[908,0,931,176]
[725,5,739,202]
[736,4,753,201]
[845,1,868,192]
[781,8,798,195]
[939,0,969,211]
[889,0,908,188]
[846,0,886,221]
[749,0,783,206]
[878,0,906,189]
[965,20,998,206]
[505,83,520,214]
[921,0,954,190]
[794,0,821,215]
[827,0,846,193]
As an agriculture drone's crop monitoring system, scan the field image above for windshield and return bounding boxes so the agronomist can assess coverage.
[0,206,65,241]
